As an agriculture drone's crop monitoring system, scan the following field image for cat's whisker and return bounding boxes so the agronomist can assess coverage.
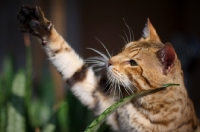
[95,38,112,58]
[105,76,112,88]
[122,81,133,95]
[106,82,113,95]
[117,80,123,99]
[93,67,104,72]
[128,26,134,42]
[123,81,134,94]
[123,18,134,42]
[130,27,134,42]
[85,61,105,65]
[117,79,121,99]
[88,63,105,68]
[120,35,128,44]
[124,87,131,96]
[85,59,105,63]
[85,60,106,66]
[127,24,132,42]
[110,81,115,97]
[113,77,117,99]
[128,80,139,91]
[85,56,107,73]
[105,76,115,95]
[128,26,133,42]
[121,81,131,96]
[90,63,105,68]
[113,81,116,99]
[87,48,109,60]
[90,64,105,69]
[123,30,129,43]
[116,80,120,99]
[86,56,107,62]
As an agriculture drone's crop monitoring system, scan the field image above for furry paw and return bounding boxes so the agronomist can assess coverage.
[17,5,53,39]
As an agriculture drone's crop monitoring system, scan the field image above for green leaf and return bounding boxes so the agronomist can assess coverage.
[0,107,6,132]
[6,70,26,132]
[85,83,180,132]
[42,124,56,132]
[0,74,6,105]
[0,53,14,104]
[57,102,69,132]
[41,101,67,132]
[3,53,14,89]
[29,100,51,127]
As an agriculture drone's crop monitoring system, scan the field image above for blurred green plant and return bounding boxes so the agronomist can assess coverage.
[0,35,97,132]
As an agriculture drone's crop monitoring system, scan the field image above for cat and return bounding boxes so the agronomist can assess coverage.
[17,5,200,132]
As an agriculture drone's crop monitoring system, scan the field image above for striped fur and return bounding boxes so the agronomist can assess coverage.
[17,6,200,132]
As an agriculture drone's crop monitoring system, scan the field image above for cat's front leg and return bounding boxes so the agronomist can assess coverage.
[17,5,115,113]
[17,5,100,108]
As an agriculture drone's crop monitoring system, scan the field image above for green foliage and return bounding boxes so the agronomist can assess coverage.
[6,71,26,132]
[0,42,96,132]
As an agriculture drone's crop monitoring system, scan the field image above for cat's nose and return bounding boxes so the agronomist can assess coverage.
[108,59,113,66]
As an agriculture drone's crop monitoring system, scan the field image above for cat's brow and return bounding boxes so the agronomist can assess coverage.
[130,52,139,58]
[128,48,140,58]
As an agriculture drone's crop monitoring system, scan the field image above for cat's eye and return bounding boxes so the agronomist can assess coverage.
[130,60,138,66]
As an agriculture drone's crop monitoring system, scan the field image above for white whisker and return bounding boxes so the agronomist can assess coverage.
[93,67,104,72]
[95,38,112,58]
[90,63,105,67]
[121,81,131,95]
[124,30,129,43]
[120,35,128,44]
[105,75,112,88]
[117,81,123,99]
[124,81,134,93]
[128,80,139,91]
[113,81,117,100]
[105,83,112,95]
[86,56,107,62]
[105,74,115,95]
[123,18,134,42]
[87,48,109,60]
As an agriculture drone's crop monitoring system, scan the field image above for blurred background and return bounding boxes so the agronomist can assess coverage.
[0,0,200,132]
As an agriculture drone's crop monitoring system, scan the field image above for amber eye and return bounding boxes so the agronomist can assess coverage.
[130,60,137,66]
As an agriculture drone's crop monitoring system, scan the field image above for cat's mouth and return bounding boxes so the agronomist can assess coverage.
[103,80,136,99]
[105,67,136,98]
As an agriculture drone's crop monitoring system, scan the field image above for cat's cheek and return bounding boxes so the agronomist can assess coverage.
[124,79,132,88]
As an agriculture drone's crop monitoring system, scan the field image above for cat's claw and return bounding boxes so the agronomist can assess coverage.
[17,5,53,39]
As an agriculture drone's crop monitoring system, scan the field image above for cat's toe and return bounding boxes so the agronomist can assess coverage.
[17,13,25,23]
[34,6,44,21]
[17,5,52,38]
[29,19,39,31]
[20,5,34,17]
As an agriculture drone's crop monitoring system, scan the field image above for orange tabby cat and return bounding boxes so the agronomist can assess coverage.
[17,6,200,132]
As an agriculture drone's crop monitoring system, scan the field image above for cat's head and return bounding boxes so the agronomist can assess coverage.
[107,19,180,95]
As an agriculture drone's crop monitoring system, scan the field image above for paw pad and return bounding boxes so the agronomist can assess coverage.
[17,5,52,38]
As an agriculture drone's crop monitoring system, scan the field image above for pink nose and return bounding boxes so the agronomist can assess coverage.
[108,59,113,66]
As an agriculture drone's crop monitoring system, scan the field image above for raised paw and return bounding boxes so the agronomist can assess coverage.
[17,5,53,39]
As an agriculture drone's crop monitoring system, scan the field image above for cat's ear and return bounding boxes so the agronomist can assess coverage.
[157,43,176,75]
[141,18,161,42]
